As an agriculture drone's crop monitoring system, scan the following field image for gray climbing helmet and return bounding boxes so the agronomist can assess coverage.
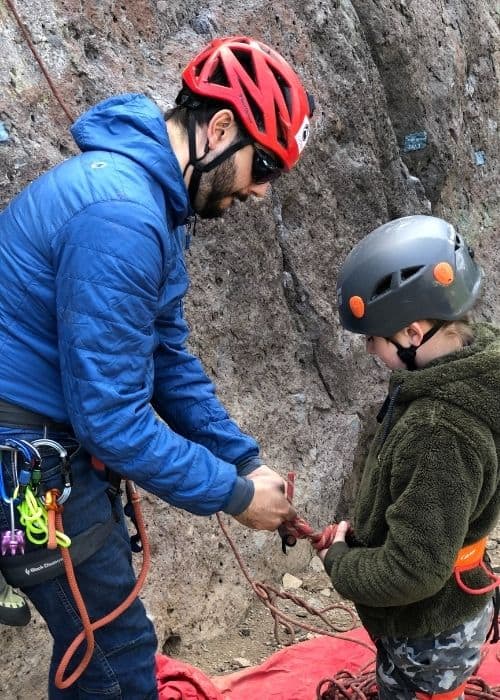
[337,215,482,337]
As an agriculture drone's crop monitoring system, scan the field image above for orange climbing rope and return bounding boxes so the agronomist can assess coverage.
[53,481,150,690]
[279,471,339,551]
[317,671,500,699]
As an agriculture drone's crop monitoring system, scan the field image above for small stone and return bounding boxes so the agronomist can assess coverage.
[282,573,303,589]
[320,588,332,597]
[309,556,324,572]
[233,657,252,668]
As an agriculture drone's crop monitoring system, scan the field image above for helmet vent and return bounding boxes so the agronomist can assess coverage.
[401,265,423,281]
[240,83,265,130]
[213,61,230,87]
[372,274,392,299]
[275,107,287,147]
[454,234,463,250]
[234,49,257,81]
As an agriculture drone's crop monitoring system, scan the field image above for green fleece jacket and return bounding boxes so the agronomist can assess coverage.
[324,323,500,638]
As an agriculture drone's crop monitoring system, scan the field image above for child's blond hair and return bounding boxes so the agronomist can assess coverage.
[430,317,474,347]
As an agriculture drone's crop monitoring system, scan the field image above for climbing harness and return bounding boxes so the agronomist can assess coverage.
[0,430,150,690]
[0,437,73,562]
[454,537,500,595]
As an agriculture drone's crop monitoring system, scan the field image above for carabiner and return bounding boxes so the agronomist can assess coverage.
[3,438,41,500]
[31,438,72,505]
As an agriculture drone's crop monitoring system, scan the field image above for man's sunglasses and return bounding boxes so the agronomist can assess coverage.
[252,146,283,184]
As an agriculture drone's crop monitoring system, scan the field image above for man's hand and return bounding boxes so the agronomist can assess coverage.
[246,464,282,480]
[233,469,296,531]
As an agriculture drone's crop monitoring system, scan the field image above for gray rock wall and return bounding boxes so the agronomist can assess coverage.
[0,0,498,695]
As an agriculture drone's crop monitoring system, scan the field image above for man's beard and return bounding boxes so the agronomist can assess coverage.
[194,156,240,220]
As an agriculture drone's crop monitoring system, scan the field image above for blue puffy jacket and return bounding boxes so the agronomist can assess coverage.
[0,94,259,515]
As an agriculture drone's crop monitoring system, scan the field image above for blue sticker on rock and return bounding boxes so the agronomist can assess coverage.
[403,131,427,152]
[0,122,9,143]
[474,150,486,166]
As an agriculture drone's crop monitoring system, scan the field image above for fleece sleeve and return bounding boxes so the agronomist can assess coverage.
[54,200,250,516]
[324,424,484,606]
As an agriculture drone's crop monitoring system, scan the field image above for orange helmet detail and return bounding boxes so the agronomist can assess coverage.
[349,296,365,319]
[433,262,454,286]
[181,36,314,170]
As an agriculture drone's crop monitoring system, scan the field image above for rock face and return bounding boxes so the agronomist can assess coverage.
[0,0,499,695]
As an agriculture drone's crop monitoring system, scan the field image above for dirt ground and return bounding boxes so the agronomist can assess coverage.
[178,528,500,679]
[178,560,358,677]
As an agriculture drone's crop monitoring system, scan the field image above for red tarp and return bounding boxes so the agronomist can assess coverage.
[156,626,500,699]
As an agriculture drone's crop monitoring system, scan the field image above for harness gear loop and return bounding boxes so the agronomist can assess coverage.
[454,537,500,595]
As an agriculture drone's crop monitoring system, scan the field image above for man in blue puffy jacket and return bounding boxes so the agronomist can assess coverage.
[0,37,313,698]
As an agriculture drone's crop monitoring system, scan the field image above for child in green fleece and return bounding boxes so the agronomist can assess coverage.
[319,215,500,699]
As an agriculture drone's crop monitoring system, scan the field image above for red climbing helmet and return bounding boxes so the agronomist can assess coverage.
[181,36,314,170]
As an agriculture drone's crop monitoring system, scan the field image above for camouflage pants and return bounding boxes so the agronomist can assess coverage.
[376,601,493,699]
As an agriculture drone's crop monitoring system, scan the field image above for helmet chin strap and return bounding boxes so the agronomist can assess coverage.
[183,111,252,208]
[389,321,445,370]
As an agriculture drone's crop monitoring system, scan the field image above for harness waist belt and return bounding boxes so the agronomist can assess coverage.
[0,518,114,587]
[454,537,488,570]
[0,398,72,432]
[453,536,500,595]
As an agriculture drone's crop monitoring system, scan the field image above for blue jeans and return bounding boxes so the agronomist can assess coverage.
[0,427,158,699]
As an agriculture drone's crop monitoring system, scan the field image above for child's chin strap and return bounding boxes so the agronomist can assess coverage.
[389,321,445,370]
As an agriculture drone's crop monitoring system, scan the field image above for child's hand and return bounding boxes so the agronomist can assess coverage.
[317,520,351,562]
[334,520,351,543]
[317,548,328,562]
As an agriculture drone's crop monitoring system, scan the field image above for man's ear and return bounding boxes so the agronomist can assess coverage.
[206,109,237,149]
